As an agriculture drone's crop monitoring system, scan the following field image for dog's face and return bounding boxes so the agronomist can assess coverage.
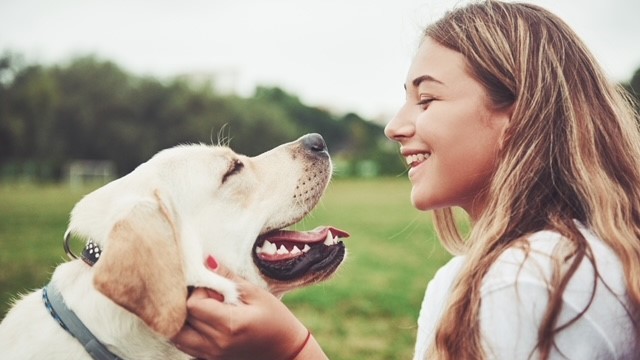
[68,134,347,337]
[146,133,349,293]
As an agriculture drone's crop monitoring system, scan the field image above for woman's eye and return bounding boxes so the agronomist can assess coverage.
[222,159,244,183]
[417,98,435,109]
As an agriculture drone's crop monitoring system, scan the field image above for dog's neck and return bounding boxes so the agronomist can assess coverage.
[50,261,190,359]
[43,282,123,360]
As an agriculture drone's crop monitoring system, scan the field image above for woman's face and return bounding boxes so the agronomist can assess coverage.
[385,38,510,219]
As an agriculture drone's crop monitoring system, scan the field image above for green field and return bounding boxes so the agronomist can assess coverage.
[0,179,451,359]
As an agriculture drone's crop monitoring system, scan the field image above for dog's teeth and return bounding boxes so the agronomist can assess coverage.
[291,246,302,255]
[261,240,277,255]
[302,244,311,253]
[277,245,289,255]
[324,231,334,245]
[333,236,339,244]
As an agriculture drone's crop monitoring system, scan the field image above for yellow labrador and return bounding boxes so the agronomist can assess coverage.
[0,133,348,359]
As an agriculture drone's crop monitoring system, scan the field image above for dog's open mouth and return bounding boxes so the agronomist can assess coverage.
[252,226,349,281]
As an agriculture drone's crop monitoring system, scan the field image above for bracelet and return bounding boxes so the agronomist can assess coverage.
[286,329,312,360]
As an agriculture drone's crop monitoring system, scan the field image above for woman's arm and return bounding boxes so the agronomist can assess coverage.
[171,263,329,360]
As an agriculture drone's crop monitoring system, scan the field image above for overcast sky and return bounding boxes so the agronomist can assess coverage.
[1,0,639,121]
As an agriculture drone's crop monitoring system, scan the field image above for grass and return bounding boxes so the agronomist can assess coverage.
[0,179,451,359]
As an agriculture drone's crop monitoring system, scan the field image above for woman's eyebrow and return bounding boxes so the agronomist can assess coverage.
[404,74,445,90]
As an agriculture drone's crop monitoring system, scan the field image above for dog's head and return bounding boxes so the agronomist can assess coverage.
[67,133,348,337]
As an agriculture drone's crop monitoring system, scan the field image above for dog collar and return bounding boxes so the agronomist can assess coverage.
[64,230,102,266]
[81,240,102,266]
[42,282,123,360]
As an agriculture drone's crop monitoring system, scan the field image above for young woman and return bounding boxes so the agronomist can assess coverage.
[172,1,640,359]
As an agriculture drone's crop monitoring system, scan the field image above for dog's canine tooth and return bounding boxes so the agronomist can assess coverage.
[291,246,302,255]
[302,244,311,253]
[324,231,334,246]
[259,240,277,255]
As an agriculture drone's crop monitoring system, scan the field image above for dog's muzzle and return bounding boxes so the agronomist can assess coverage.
[251,133,349,283]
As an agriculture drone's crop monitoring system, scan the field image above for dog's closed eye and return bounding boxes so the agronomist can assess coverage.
[222,158,244,183]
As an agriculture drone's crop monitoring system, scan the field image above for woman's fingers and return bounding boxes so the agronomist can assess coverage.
[205,256,260,302]
[206,256,244,283]
[188,302,234,332]
[173,289,237,359]
[208,258,238,280]
[171,322,221,359]
[173,256,309,359]
[189,287,225,303]
[172,323,205,347]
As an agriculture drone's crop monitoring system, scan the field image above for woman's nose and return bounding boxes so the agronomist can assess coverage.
[384,106,414,142]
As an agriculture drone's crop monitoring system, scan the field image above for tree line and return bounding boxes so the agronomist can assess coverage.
[0,53,405,182]
[0,53,638,182]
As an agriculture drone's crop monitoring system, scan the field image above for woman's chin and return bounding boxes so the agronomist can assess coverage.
[411,190,432,211]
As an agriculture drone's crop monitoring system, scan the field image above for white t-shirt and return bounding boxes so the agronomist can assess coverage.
[413,223,639,360]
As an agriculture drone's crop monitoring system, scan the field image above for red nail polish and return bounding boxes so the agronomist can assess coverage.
[206,255,219,270]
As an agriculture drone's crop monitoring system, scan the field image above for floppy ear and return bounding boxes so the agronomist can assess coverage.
[93,191,187,338]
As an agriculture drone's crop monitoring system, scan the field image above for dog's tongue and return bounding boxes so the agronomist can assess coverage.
[259,226,349,243]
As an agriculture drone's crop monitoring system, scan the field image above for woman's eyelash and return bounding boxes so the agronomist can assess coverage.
[222,159,244,183]
[417,98,435,108]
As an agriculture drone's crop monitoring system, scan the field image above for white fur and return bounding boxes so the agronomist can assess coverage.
[0,135,332,359]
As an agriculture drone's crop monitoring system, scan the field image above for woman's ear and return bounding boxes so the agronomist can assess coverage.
[92,192,187,338]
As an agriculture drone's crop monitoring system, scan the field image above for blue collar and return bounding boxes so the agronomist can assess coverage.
[42,282,123,360]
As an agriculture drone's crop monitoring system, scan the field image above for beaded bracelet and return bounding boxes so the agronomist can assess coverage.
[286,329,312,360]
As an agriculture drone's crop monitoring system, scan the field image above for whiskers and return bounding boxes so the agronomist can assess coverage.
[211,124,232,147]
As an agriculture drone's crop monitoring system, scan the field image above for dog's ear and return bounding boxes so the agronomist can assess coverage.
[93,191,187,338]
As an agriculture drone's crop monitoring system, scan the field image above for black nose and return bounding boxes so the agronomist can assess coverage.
[301,133,327,153]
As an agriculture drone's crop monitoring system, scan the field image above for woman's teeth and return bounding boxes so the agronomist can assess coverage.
[405,153,430,165]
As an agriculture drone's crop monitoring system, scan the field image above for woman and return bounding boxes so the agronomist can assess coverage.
[172,1,640,359]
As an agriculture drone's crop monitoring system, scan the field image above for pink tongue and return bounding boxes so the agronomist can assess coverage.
[259,226,349,243]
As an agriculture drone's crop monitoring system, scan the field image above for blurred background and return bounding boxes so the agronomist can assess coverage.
[0,0,639,182]
[0,0,639,358]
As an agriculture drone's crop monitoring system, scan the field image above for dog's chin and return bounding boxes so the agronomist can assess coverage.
[251,226,348,289]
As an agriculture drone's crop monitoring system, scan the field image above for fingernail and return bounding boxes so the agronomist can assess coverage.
[206,255,219,270]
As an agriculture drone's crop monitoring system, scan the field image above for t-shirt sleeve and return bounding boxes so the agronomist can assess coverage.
[479,238,622,360]
[480,278,551,358]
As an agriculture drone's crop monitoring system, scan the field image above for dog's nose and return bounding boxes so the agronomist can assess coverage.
[301,133,327,153]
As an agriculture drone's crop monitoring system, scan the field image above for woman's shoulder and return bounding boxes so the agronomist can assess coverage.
[480,223,638,359]
[432,256,466,284]
[414,256,466,359]
[420,255,466,313]
[483,222,625,293]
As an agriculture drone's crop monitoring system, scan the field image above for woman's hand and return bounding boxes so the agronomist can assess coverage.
[171,257,320,360]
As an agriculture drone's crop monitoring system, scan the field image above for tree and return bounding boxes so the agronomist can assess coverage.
[0,54,405,180]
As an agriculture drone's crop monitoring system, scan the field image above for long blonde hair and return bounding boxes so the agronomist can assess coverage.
[424,1,640,358]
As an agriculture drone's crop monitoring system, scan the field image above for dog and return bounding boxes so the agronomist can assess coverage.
[0,133,348,359]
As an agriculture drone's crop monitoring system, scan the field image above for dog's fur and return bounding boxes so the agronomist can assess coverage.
[0,134,345,359]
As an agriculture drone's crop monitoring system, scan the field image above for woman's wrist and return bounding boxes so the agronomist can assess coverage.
[290,332,329,360]
[286,329,311,360]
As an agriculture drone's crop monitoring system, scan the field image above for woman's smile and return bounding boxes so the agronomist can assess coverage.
[405,152,431,167]
[405,152,430,178]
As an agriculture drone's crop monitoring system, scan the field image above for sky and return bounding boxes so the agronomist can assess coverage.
[1,0,639,121]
